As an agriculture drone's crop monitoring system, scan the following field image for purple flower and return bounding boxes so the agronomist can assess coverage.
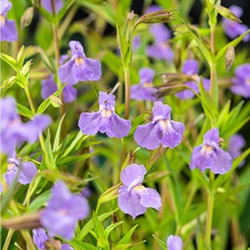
[41,75,58,99]
[134,101,184,150]
[40,181,89,240]
[78,92,131,138]
[231,64,250,98]
[176,59,210,99]
[41,75,77,103]
[167,235,183,250]
[118,164,161,219]
[41,0,63,13]
[81,187,91,198]
[32,228,48,249]
[132,35,141,51]
[131,68,157,101]
[228,134,246,167]
[58,41,102,85]
[0,97,51,156]
[222,5,250,42]
[145,5,162,14]
[4,158,38,186]
[32,227,73,250]
[0,0,18,42]
[190,128,232,174]
[146,24,174,62]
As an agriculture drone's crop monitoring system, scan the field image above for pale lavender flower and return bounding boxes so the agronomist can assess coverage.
[41,0,63,13]
[146,24,174,62]
[81,187,91,197]
[190,128,232,174]
[41,75,57,100]
[0,97,51,156]
[167,235,183,250]
[32,227,73,250]
[228,134,246,167]
[40,181,89,240]
[131,68,157,101]
[132,35,141,50]
[176,59,210,99]
[231,64,250,98]
[78,92,131,138]
[4,157,38,186]
[41,75,77,103]
[58,41,102,85]
[145,5,162,14]
[222,5,250,42]
[118,164,161,219]
[0,0,18,42]
[134,101,184,150]
[32,228,48,249]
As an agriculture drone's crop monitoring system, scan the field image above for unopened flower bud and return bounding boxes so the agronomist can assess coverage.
[225,46,235,72]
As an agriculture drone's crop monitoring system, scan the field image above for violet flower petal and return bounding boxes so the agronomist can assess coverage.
[134,122,161,150]
[161,121,184,148]
[140,187,162,210]
[120,164,146,188]
[106,113,131,138]
[41,0,63,13]
[210,148,232,174]
[118,187,147,219]
[32,228,48,249]
[167,235,183,250]
[63,85,77,103]
[41,75,57,99]
[78,112,101,135]
[41,209,77,240]
[18,162,38,185]
[0,20,18,42]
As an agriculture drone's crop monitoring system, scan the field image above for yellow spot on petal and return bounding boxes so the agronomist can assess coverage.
[201,145,213,154]
[7,163,15,171]
[133,184,146,193]
[158,119,171,131]
[101,109,112,118]
[0,15,5,25]
[143,82,152,88]
[75,57,84,66]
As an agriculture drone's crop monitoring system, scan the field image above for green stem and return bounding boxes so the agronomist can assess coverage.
[205,172,215,248]
[209,25,218,107]
[205,191,214,248]
[24,86,36,114]
[3,230,14,250]
[124,67,130,120]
